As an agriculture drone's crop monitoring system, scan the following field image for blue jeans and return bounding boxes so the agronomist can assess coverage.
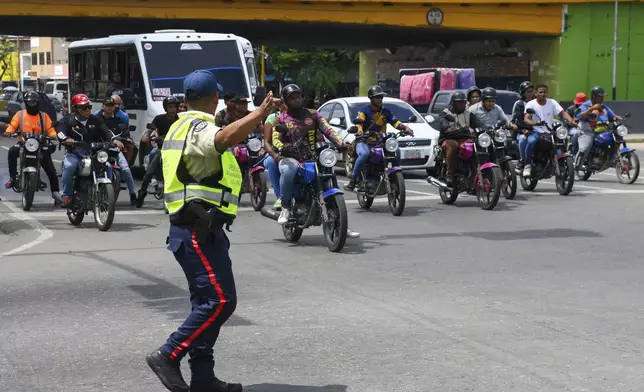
[149,147,158,162]
[62,152,113,198]
[264,155,280,198]
[351,142,371,178]
[279,158,299,208]
[517,132,540,165]
[111,148,136,194]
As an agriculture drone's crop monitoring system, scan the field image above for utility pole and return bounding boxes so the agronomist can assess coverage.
[612,0,619,100]
[260,45,266,87]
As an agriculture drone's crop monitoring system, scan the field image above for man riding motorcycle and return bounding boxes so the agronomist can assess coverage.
[96,96,137,204]
[575,86,623,170]
[565,92,586,155]
[3,91,62,203]
[469,87,516,130]
[57,94,123,206]
[438,91,483,186]
[214,92,236,127]
[511,81,535,168]
[344,85,413,191]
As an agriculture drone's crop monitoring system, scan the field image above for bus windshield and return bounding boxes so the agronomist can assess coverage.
[143,40,249,100]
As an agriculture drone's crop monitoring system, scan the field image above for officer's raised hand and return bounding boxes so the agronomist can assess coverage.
[258,91,281,119]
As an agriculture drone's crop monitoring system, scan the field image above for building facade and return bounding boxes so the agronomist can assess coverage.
[30,37,68,80]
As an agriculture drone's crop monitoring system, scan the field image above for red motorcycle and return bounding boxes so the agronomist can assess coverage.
[232,135,268,211]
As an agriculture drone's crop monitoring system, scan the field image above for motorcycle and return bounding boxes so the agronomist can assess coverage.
[145,134,165,205]
[487,121,517,200]
[108,124,137,201]
[519,109,575,196]
[575,114,639,184]
[11,132,56,211]
[427,119,502,210]
[260,141,348,253]
[232,135,268,211]
[64,140,118,231]
[346,120,408,216]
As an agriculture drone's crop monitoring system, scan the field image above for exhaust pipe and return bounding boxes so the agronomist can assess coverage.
[427,176,448,188]
[260,206,280,221]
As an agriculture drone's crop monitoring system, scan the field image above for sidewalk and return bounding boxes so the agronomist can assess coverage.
[625,134,644,143]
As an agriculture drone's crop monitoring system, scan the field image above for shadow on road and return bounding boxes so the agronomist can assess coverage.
[245,384,348,392]
[370,228,602,242]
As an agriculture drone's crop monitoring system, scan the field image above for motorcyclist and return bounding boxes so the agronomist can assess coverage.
[135,95,180,207]
[344,85,413,191]
[214,92,236,127]
[566,92,586,155]
[271,84,344,224]
[264,102,288,210]
[96,96,137,204]
[95,94,129,126]
[575,86,623,170]
[57,94,123,206]
[438,91,483,186]
[511,81,535,171]
[466,86,481,107]
[468,87,516,130]
[522,84,575,178]
[2,91,62,203]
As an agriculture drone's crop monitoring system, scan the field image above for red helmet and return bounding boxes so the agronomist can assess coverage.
[71,94,91,106]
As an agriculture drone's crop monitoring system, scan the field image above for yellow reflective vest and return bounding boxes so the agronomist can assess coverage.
[161,114,242,221]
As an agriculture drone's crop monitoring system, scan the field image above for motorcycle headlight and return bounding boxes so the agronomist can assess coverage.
[384,138,399,153]
[24,138,39,152]
[319,148,337,168]
[556,128,568,140]
[247,138,262,152]
[478,133,492,148]
[97,150,109,164]
[617,124,628,137]
[494,130,507,143]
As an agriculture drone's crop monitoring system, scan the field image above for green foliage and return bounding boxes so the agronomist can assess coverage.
[265,47,357,94]
[0,38,16,80]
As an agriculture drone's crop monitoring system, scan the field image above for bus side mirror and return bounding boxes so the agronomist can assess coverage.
[253,86,267,107]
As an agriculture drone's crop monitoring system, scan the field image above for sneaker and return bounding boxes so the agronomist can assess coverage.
[4,179,14,189]
[51,191,63,204]
[273,199,282,211]
[343,178,356,191]
[61,196,73,208]
[277,208,290,225]
[347,229,360,239]
[522,164,532,178]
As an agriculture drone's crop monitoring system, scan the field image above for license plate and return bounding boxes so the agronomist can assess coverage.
[25,155,37,159]
[402,148,427,160]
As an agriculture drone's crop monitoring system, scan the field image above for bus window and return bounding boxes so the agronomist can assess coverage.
[142,40,249,100]
[246,57,259,94]
[97,50,110,98]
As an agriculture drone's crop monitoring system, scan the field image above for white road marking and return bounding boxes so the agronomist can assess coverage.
[1,146,8,150]
[2,145,60,163]
[0,200,54,257]
[540,181,606,190]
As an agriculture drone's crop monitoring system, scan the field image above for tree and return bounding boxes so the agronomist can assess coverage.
[0,38,16,81]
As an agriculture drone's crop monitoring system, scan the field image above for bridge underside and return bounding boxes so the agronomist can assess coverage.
[0,16,546,48]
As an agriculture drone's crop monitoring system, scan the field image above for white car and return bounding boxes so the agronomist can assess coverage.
[319,97,440,174]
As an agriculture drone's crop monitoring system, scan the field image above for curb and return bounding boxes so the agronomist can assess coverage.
[628,138,644,143]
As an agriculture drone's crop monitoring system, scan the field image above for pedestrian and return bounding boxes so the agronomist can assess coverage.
[146,69,280,392]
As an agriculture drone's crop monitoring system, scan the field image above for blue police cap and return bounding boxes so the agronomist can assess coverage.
[183,70,223,100]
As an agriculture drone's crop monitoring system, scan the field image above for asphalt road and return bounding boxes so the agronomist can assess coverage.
[2,137,644,392]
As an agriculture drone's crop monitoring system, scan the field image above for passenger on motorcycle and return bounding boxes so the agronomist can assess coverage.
[57,94,123,207]
[511,81,534,127]
[270,84,344,224]
[214,92,236,127]
[438,91,484,186]
[469,87,517,130]
[522,84,575,178]
[466,86,481,108]
[575,86,623,170]
[135,95,181,207]
[344,85,413,191]
[565,92,586,154]
[263,102,288,210]
[2,91,62,203]
[96,96,137,204]
[95,94,129,126]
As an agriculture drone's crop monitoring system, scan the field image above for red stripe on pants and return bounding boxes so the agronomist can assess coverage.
[169,229,227,360]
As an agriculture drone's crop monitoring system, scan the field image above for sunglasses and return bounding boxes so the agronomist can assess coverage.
[78,105,92,110]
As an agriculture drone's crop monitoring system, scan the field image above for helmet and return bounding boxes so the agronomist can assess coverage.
[71,94,91,106]
[481,87,497,101]
[281,84,302,101]
[519,81,533,96]
[466,86,481,99]
[24,91,40,104]
[367,85,387,99]
[591,86,606,97]
[451,91,467,103]
[163,95,180,110]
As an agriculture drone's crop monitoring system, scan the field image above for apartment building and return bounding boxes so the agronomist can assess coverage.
[30,37,68,80]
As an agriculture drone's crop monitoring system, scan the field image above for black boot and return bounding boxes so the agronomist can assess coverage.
[191,377,243,392]
[130,192,137,206]
[146,350,189,392]
[344,177,356,191]
[135,189,147,208]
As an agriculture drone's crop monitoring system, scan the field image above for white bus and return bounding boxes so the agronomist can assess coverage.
[67,29,265,167]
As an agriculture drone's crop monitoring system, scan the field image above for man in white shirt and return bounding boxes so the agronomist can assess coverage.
[521,84,574,177]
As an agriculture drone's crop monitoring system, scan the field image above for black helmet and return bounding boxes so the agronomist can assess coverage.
[367,85,387,99]
[163,95,180,110]
[281,84,302,101]
[591,86,605,97]
[519,81,533,96]
[481,87,497,101]
[451,91,467,103]
[24,91,40,104]
[466,86,481,99]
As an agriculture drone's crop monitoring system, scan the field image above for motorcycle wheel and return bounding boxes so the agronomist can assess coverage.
[322,194,348,253]
[112,169,121,202]
[67,203,85,226]
[477,166,502,211]
[616,152,640,184]
[94,183,116,232]
[387,171,406,216]
[501,161,517,200]
[282,225,304,243]
[153,181,164,200]
[556,156,575,196]
[520,175,538,191]
[21,172,38,211]
[439,186,458,205]
[250,171,268,211]
[357,191,374,210]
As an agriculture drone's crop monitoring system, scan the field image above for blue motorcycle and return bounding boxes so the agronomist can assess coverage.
[261,141,349,253]
[576,114,639,184]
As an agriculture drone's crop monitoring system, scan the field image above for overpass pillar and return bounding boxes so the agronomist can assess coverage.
[359,50,379,96]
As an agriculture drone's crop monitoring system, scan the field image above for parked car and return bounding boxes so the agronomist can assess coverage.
[319,97,440,175]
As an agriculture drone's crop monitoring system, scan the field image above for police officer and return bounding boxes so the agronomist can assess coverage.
[146,70,280,392]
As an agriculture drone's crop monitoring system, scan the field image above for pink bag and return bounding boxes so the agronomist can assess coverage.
[399,75,413,103]
[410,73,435,105]
[439,68,457,90]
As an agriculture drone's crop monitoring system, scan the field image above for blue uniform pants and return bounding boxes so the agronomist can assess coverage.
[161,224,237,386]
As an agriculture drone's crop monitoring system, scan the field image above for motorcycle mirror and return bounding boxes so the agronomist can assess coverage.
[253,86,267,107]
[407,115,417,123]
[348,126,358,134]
[526,108,536,115]
[146,123,155,130]
[624,112,631,118]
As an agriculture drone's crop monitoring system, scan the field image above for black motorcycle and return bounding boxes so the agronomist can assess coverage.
[11,132,56,211]
[487,121,517,200]
[64,141,118,231]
